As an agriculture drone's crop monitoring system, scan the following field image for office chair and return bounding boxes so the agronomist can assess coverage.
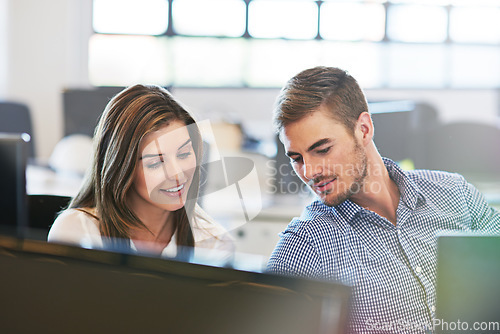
[369,101,440,167]
[26,194,71,240]
[0,101,36,159]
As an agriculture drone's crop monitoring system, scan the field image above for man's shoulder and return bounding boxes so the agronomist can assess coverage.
[404,169,473,206]
[407,168,467,188]
[268,199,344,278]
[283,199,342,239]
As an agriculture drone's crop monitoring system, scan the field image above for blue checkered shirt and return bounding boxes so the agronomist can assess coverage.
[267,158,500,333]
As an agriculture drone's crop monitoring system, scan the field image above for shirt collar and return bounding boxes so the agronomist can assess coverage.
[382,157,426,210]
[335,199,364,224]
[333,158,425,221]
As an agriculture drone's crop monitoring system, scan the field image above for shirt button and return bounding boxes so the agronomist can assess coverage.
[415,266,422,273]
[431,305,436,313]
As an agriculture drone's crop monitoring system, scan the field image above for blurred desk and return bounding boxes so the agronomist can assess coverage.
[26,164,82,197]
[470,180,500,210]
[203,190,312,262]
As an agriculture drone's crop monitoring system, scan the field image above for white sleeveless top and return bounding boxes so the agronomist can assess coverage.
[48,204,234,261]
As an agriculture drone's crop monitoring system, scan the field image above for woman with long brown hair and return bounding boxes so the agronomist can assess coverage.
[48,84,233,258]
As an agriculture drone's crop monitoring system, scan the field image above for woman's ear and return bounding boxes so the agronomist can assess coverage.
[356,112,374,145]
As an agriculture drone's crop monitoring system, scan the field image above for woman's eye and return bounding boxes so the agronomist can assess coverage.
[177,151,192,159]
[145,159,163,169]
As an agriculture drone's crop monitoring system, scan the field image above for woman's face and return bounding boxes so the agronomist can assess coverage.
[129,120,197,213]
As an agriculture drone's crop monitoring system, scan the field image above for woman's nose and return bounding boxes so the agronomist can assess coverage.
[163,159,184,180]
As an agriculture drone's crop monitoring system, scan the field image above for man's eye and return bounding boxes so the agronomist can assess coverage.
[317,147,331,155]
[290,156,303,164]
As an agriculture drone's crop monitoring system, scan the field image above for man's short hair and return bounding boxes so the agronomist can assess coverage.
[273,66,369,136]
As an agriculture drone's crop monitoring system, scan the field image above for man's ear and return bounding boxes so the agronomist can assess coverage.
[356,112,374,145]
[277,130,284,144]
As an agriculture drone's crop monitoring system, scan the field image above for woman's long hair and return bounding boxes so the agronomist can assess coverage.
[69,84,202,249]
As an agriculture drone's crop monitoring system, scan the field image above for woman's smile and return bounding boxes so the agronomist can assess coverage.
[160,182,186,197]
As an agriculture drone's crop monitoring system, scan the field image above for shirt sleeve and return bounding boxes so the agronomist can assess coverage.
[464,180,500,233]
[266,228,322,279]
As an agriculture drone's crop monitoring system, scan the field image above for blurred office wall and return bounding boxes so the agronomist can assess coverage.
[1,0,92,161]
[2,0,500,163]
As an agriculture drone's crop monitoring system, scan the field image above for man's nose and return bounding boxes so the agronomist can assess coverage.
[303,158,323,181]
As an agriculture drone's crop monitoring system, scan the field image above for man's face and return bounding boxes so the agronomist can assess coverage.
[281,106,368,207]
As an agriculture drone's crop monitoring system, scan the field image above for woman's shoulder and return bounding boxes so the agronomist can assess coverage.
[56,207,97,219]
[47,208,102,247]
[52,208,99,227]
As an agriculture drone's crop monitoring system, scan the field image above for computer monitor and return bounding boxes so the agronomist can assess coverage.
[62,87,125,137]
[369,100,439,167]
[435,234,500,333]
[62,86,171,138]
[0,235,351,334]
[272,134,308,197]
[0,133,29,235]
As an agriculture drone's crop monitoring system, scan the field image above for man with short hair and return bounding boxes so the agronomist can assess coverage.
[267,66,500,333]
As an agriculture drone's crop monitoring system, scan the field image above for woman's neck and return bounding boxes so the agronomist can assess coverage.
[128,203,176,254]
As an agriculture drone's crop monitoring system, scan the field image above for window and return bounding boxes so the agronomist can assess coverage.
[246,39,322,87]
[89,35,171,86]
[93,0,168,35]
[248,0,318,39]
[387,4,448,43]
[386,44,448,87]
[90,0,500,89]
[172,0,246,37]
[450,45,500,87]
[170,37,246,86]
[318,42,384,89]
[450,6,500,44]
[320,2,385,42]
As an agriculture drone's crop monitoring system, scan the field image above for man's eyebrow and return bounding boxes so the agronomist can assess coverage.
[307,138,331,152]
[285,138,332,158]
[140,139,192,160]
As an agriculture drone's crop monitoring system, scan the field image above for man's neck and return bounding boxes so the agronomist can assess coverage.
[350,155,400,225]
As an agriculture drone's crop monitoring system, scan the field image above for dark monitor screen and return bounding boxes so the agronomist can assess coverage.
[0,133,29,234]
[0,235,351,334]
[62,87,125,137]
[435,234,500,333]
[369,100,439,166]
[62,86,171,137]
